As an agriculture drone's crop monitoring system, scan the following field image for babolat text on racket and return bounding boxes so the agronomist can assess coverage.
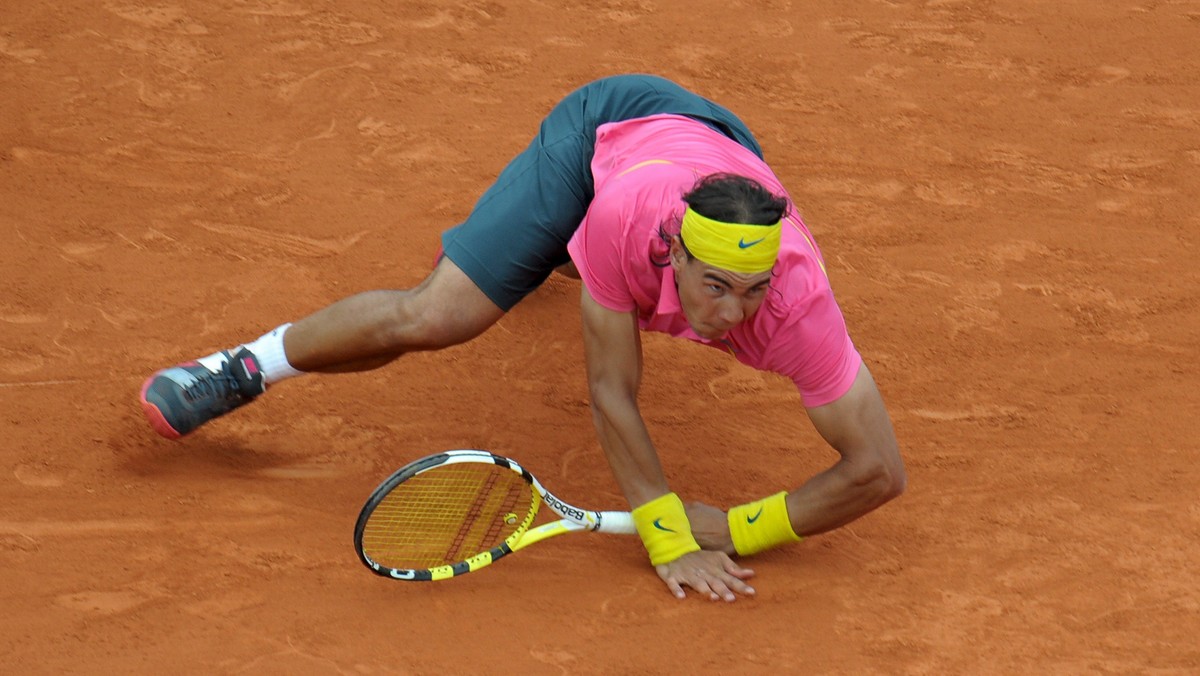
[355,449,637,580]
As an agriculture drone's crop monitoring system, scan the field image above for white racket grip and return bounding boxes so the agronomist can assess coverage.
[595,510,637,535]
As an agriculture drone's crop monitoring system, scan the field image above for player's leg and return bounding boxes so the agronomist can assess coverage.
[283,256,503,373]
[580,74,764,159]
[140,78,602,440]
[139,256,502,439]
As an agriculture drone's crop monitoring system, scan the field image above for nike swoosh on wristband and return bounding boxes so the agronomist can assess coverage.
[652,518,676,533]
[738,237,765,249]
[747,507,764,524]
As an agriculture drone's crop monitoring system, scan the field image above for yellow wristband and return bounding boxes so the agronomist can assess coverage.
[728,491,802,556]
[631,492,701,566]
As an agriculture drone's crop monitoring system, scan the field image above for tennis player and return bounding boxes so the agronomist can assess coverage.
[140,74,905,601]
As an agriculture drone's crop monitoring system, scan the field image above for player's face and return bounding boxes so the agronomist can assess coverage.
[670,237,772,340]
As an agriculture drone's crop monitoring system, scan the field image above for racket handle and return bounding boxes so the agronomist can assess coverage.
[595,511,637,535]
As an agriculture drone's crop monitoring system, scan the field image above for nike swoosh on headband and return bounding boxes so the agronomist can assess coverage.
[737,237,765,249]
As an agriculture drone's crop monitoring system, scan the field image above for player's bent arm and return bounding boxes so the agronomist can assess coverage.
[786,363,906,536]
[578,286,669,506]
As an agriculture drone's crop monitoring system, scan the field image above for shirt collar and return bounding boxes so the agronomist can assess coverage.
[654,264,708,342]
[657,264,683,314]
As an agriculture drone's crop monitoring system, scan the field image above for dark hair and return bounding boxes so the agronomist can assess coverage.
[683,173,789,225]
[652,173,790,267]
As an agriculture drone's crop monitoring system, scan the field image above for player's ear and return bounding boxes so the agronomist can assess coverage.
[669,235,688,271]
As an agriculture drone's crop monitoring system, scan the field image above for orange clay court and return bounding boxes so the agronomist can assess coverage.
[1,1,1197,673]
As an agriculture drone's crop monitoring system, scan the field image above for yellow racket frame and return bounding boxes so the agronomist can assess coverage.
[355,450,636,581]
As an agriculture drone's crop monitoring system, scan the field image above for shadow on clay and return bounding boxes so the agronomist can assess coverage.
[116,429,295,479]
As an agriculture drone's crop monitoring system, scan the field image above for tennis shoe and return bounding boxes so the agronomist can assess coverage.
[140,347,265,439]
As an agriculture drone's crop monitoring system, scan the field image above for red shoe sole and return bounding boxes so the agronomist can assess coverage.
[138,369,185,440]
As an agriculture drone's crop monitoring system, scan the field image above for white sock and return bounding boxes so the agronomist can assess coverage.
[240,323,304,385]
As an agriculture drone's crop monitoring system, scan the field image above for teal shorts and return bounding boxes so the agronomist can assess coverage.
[440,74,763,311]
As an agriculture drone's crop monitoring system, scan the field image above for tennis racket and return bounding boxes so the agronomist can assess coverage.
[354,449,637,581]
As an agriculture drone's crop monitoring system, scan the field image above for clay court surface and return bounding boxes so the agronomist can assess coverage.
[2,0,1198,673]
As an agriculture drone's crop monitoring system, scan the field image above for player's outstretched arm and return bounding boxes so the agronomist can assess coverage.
[578,286,664,506]
[579,287,755,601]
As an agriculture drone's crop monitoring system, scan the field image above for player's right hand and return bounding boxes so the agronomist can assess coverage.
[655,549,755,602]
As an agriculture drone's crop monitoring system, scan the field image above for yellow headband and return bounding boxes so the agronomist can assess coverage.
[680,207,782,274]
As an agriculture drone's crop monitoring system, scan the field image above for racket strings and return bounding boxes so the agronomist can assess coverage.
[360,464,534,569]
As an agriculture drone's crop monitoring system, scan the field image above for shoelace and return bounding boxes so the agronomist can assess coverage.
[181,357,249,403]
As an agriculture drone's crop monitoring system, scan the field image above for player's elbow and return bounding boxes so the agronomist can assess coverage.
[883,462,907,502]
[849,453,906,506]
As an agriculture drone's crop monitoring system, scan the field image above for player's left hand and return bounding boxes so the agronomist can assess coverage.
[684,501,735,554]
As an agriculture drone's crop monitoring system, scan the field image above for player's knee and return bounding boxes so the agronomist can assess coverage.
[376,290,487,351]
